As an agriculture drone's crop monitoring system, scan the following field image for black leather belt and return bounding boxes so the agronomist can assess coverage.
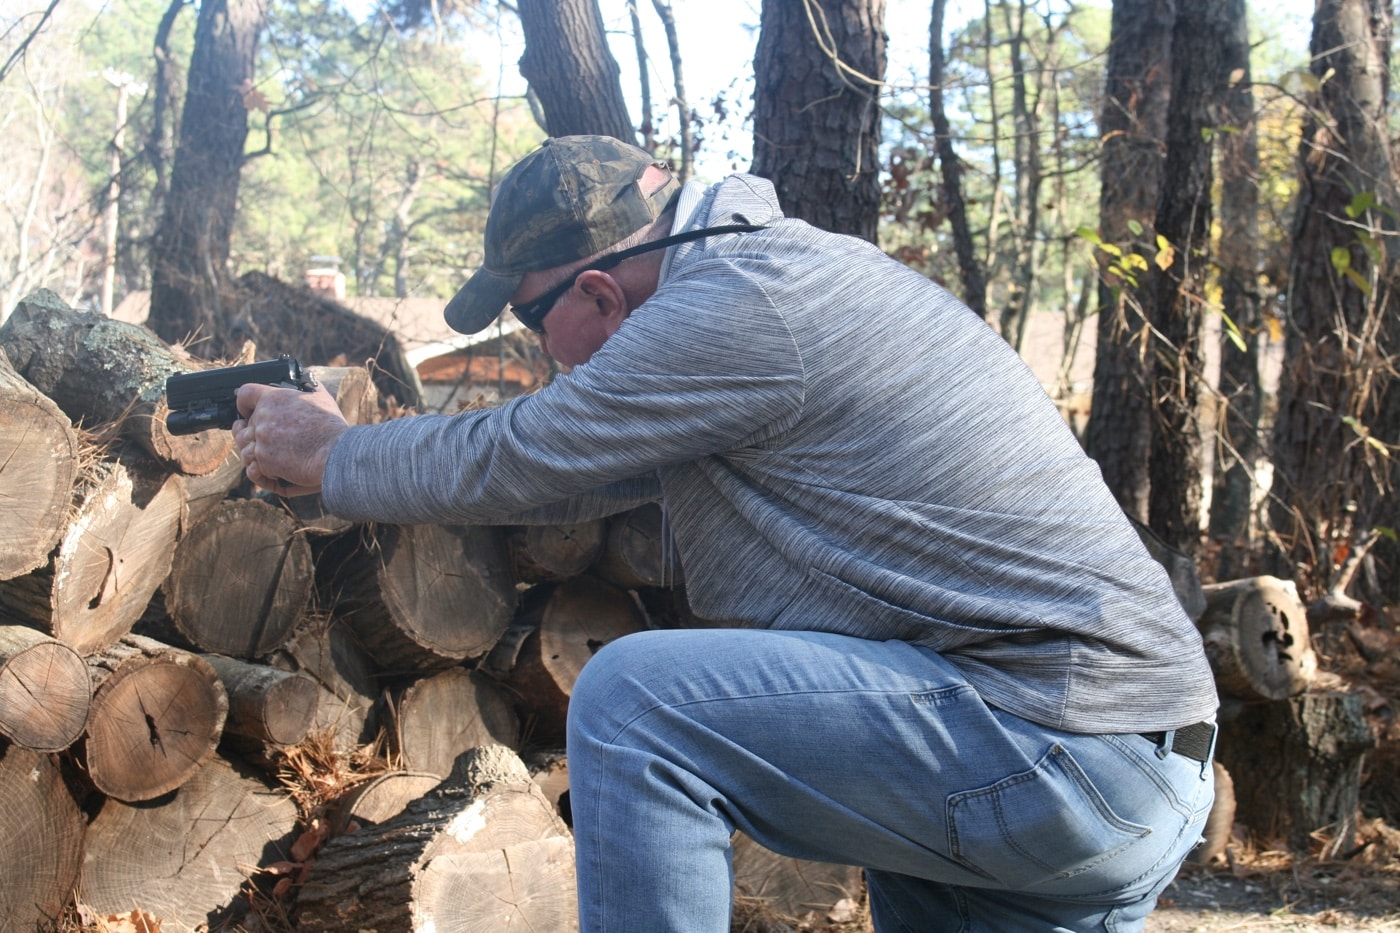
[1140,721,1216,763]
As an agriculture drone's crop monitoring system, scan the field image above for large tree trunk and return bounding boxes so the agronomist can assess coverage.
[1146,0,1230,554]
[147,0,267,351]
[1272,0,1398,598]
[752,0,886,242]
[1208,0,1263,581]
[516,0,635,141]
[929,0,986,317]
[1083,0,1174,521]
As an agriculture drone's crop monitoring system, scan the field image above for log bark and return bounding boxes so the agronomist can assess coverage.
[1217,690,1375,857]
[79,634,228,801]
[159,497,313,658]
[0,288,236,474]
[591,503,678,589]
[0,348,80,581]
[320,523,517,675]
[1199,576,1318,700]
[385,667,520,778]
[483,576,646,745]
[507,519,607,584]
[0,624,89,751]
[204,653,318,747]
[295,744,577,933]
[0,456,185,655]
[0,743,85,929]
[267,618,381,751]
[79,753,299,927]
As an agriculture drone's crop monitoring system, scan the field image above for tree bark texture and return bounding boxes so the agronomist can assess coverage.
[78,753,298,927]
[1084,0,1174,522]
[1271,0,1398,596]
[1216,690,1375,857]
[1146,0,1231,554]
[516,0,636,141]
[1,457,185,656]
[204,653,318,747]
[0,744,85,929]
[147,0,267,349]
[0,624,89,752]
[1208,0,1263,581]
[79,634,228,802]
[752,0,886,242]
[0,346,79,581]
[0,289,235,474]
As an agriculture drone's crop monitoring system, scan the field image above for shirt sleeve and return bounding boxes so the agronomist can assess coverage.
[322,259,806,525]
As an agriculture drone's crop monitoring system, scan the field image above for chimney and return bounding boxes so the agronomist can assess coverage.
[306,255,346,300]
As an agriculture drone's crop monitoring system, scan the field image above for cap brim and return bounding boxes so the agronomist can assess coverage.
[444,266,521,335]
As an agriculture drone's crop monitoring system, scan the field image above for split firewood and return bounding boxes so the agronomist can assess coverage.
[384,667,520,777]
[295,744,577,933]
[0,347,80,580]
[507,519,607,583]
[0,623,89,751]
[204,654,318,748]
[483,575,646,745]
[78,753,299,928]
[591,502,679,589]
[0,288,238,475]
[0,743,85,929]
[77,634,228,801]
[1198,576,1318,701]
[0,456,185,655]
[267,618,381,752]
[154,497,313,658]
[318,522,517,675]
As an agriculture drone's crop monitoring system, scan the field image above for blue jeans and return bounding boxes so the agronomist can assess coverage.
[566,628,1214,932]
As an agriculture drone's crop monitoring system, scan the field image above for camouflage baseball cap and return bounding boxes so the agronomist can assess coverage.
[445,135,681,335]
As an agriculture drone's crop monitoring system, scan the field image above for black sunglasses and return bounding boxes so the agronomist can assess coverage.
[510,223,764,334]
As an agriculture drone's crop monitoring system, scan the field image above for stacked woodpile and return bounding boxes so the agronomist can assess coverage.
[0,289,861,932]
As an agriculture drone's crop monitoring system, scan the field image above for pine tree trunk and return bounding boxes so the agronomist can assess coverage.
[0,347,80,581]
[516,0,635,140]
[0,624,90,751]
[1,457,185,656]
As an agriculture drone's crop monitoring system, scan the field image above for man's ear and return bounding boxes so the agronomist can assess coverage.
[574,269,629,323]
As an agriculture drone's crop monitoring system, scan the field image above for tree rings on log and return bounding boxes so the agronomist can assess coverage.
[483,576,647,745]
[732,831,865,926]
[507,519,607,583]
[0,347,80,581]
[204,654,318,747]
[328,770,444,833]
[0,743,85,929]
[592,502,678,589]
[324,523,516,674]
[163,497,312,658]
[0,456,185,655]
[295,745,576,933]
[79,754,298,928]
[386,667,520,777]
[1199,575,1318,700]
[267,619,380,752]
[0,624,89,751]
[80,635,228,801]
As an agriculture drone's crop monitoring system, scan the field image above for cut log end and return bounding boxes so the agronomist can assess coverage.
[0,626,89,751]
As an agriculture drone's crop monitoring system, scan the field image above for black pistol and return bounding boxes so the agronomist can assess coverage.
[164,355,319,436]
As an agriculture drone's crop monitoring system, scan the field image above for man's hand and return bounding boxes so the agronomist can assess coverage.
[233,383,349,495]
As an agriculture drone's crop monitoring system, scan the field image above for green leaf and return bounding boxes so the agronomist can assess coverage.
[1346,191,1378,219]
[1331,246,1352,275]
[1219,311,1247,353]
[1345,267,1372,294]
[1126,219,1143,237]
[1075,226,1103,246]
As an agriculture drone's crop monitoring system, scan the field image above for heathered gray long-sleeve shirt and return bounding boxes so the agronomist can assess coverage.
[323,174,1218,735]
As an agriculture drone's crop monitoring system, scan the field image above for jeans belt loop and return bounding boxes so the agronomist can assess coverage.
[1154,729,1175,761]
